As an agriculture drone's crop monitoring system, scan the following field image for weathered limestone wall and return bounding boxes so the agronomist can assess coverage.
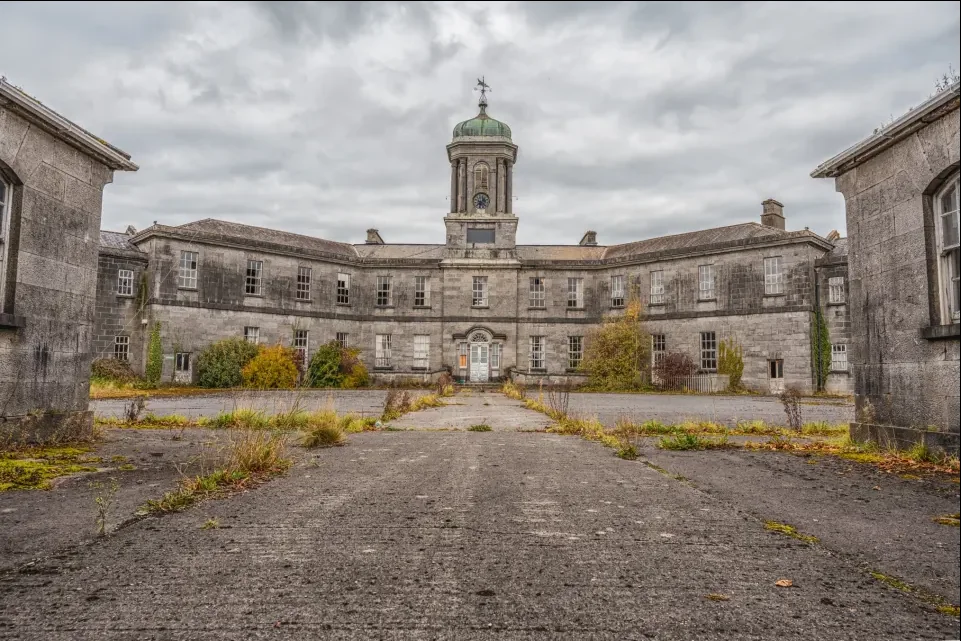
[93,250,149,373]
[0,104,116,439]
[834,106,959,442]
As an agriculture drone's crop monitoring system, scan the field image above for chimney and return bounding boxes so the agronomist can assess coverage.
[760,199,785,230]
[366,229,385,245]
[579,230,598,246]
[125,225,138,235]
[825,229,841,242]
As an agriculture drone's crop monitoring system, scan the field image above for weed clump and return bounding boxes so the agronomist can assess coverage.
[657,433,729,451]
[0,447,98,491]
[616,444,638,460]
[142,431,290,513]
[764,521,819,544]
[302,423,346,449]
[468,424,492,432]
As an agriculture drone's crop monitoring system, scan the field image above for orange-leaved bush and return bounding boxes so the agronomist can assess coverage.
[241,345,300,389]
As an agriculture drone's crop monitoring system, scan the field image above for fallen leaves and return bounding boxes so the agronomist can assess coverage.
[775,579,794,588]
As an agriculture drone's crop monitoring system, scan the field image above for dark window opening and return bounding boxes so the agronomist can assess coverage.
[466,228,495,244]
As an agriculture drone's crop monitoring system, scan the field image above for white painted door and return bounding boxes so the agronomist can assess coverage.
[470,343,489,382]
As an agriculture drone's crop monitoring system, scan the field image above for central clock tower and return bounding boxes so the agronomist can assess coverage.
[444,84,519,263]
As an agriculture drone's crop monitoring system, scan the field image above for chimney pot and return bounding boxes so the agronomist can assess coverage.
[760,199,785,230]
[366,229,385,244]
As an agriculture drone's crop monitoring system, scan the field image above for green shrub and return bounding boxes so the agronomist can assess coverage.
[580,296,651,391]
[91,358,138,383]
[241,345,300,389]
[196,338,260,388]
[811,308,831,391]
[718,337,744,390]
[145,322,163,387]
[306,342,345,388]
[306,342,369,389]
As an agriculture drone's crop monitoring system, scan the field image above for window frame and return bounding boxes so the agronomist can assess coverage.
[764,256,784,295]
[245,259,263,296]
[413,334,430,369]
[650,270,664,305]
[336,332,349,349]
[651,334,666,368]
[375,333,393,368]
[934,172,960,324]
[336,273,351,305]
[610,274,625,308]
[529,277,546,308]
[114,335,130,361]
[178,250,198,290]
[0,177,9,310]
[567,277,584,309]
[699,331,717,372]
[568,335,583,370]
[828,276,845,304]
[414,275,430,308]
[296,267,311,301]
[529,335,545,370]
[175,352,191,373]
[376,276,392,307]
[117,269,134,297]
[244,326,260,344]
[769,359,784,379]
[474,162,490,192]
[293,329,309,367]
[472,276,488,307]
[698,264,715,301]
[831,343,848,372]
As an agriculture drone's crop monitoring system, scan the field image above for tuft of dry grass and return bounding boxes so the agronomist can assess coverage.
[142,430,291,514]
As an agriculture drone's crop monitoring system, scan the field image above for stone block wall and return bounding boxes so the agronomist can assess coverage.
[833,106,959,435]
[1,103,117,439]
[93,251,148,372]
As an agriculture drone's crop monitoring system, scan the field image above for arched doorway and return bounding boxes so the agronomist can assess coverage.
[468,331,490,382]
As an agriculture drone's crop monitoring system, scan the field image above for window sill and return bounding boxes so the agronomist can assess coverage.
[697,298,717,303]
[116,295,135,299]
[413,305,432,310]
[610,304,625,309]
[295,298,312,304]
[919,323,960,341]
[373,366,394,371]
[411,366,429,372]
[244,293,263,298]
[529,368,548,374]
[830,370,850,375]
[764,293,786,298]
[375,305,395,309]
[472,305,490,309]
[177,287,198,292]
[336,302,351,307]
[566,307,585,311]
[528,306,547,311]
[564,367,582,373]
[649,302,666,308]
[0,313,26,329]
[826,301,846,307]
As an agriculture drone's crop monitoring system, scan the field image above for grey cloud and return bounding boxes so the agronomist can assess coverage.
[1,1,958,247]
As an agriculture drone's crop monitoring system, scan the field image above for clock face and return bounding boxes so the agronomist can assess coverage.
[473,193,490,210]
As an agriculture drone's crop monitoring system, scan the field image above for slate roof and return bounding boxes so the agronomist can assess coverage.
[99,230,147,259]
[816,237,848,265]
[156,219,359,259]
[115,218,831,266]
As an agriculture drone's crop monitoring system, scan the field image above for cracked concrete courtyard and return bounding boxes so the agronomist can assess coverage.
[1,390,958,640]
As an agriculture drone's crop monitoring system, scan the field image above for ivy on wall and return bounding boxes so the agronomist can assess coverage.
[718,337,744,390]
[811,308,831,391]
[145,321,163,387]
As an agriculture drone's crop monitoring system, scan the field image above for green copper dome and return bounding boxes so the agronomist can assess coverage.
[452,103,511,139]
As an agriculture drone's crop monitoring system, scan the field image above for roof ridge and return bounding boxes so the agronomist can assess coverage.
[177,218,356,248]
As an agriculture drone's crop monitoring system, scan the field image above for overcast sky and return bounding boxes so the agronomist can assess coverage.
[2,1,959,245]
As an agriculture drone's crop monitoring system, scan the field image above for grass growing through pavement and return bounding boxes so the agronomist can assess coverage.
[933,513,960,527]
[869,570,961,617]
[141,430,291,514]
[764,520,820,544]
[90,380,211,400]
[381,390,447,422]
[657,433,730,451]
[0,446,100,491]
[468,424,492,432]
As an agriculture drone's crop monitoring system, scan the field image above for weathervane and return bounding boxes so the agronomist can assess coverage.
[474,76,491,108]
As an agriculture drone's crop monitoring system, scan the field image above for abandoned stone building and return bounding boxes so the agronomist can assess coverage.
[812,80,959,449]
[95,93,850,393]
[1,78,137,440]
